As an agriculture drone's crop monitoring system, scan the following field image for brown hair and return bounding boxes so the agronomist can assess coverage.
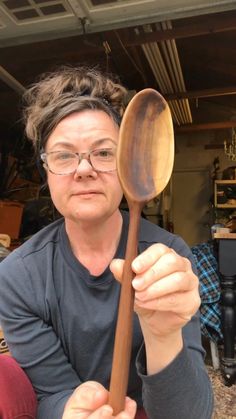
[23,65,127,153]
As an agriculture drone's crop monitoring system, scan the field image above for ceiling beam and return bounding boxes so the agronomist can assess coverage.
[0,35,103,65]
[165,86,236,100]
[120,14,236,46]
[0,66,25,95]
[175,121,236,133]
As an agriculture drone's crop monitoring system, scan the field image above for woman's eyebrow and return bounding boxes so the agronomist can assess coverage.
[51,138,117,149]
[47,142,75,151]
[47,141,75,152]
[48,138,117,151]
[91,138,117,147]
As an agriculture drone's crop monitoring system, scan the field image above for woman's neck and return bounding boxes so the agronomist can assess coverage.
[65,211,123,275]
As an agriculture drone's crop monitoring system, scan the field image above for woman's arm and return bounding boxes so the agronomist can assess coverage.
[110,240,214,419]
[137,313,213,419]
[0,254,80,419]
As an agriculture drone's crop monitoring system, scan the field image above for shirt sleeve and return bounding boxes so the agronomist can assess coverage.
[137,233,213,418]
[136,312,214,419]
[0,253,80,419]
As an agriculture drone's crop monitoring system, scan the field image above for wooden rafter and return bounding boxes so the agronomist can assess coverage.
[165,86,236,100]
[175,121,236,133]
[0,66,25,95]
[120,14,236,46]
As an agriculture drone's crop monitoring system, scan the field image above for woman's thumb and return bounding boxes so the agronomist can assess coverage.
[109,258,124,283]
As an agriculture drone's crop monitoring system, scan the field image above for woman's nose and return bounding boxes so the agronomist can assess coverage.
[73,157,96,178]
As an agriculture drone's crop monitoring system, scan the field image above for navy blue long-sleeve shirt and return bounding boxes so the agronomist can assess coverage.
[0,211,213,418]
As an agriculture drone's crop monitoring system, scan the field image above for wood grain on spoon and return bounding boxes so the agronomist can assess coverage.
[109,88,174,414]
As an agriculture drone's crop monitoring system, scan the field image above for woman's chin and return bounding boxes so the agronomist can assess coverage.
[73,205,106,223]
[62,201,120,225]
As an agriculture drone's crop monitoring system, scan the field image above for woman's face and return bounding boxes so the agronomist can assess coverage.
[45,110,123,225]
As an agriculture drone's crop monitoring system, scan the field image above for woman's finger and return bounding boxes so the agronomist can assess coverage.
[63,382,109,419]
[135,289,201,315]
[88,397,136,419]
[133,270,198,300]
[109,259,124,284]
[115,397,137,419]
[133,252,192,290]
[131,243,173,274]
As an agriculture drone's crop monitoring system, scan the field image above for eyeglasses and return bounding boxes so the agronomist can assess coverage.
[40,147,117,175]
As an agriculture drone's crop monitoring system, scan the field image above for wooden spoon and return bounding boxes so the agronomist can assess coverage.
[109,88,174,414]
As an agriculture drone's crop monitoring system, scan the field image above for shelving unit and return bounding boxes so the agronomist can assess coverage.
[214,180,236,208]
[213,180,236,227]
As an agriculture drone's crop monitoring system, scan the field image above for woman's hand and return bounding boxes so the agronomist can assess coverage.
[111,243,200,337]
[110,243,200,373]
[62,381,137,419]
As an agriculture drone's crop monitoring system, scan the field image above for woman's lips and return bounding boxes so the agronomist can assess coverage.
[72,191,102,198]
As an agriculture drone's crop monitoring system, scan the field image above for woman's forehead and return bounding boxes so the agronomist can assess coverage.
[53,109,118,131]
[46,110,119,149]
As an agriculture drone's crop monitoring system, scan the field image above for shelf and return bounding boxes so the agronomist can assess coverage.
[214,233,236,239]
[216,205,236,209]
[214,180,236,208]
[215,180,236,184]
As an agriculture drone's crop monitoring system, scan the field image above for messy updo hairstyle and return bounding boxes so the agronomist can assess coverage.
[22,65,128,153]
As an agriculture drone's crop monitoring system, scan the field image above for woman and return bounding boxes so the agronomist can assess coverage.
[0,66,213,419]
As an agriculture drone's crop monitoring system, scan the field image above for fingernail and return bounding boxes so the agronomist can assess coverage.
[119,414,130,419]
[132,278,143,289]
[101,406,113,417]
[132,259,143,272]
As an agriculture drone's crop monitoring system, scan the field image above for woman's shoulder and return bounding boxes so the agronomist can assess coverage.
[1,218,64,267]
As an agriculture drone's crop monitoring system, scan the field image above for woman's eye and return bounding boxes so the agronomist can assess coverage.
[57,153,74,161]
[99,150,109,157]
[94,149,113,158]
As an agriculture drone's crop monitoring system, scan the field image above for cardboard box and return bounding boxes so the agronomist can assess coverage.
[0,200,24,239]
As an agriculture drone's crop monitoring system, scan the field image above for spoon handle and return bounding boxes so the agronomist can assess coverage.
[109,203,142,414]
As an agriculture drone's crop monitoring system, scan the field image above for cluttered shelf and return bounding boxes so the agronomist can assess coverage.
[214,179,236,233]
[214,180,236,208]
[214,232,236,239]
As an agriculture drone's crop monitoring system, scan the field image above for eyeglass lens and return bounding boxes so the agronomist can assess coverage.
[45,148,116,174]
